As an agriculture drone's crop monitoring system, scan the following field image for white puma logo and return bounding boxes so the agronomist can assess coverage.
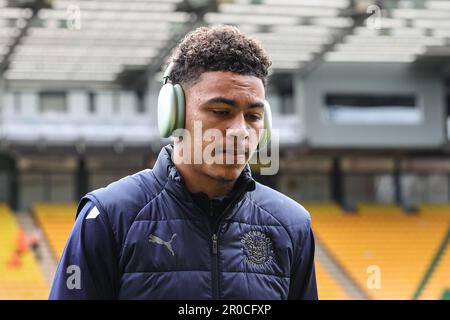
[148,233,177,256]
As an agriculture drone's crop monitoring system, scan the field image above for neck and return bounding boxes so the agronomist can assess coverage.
[175,163,235,198]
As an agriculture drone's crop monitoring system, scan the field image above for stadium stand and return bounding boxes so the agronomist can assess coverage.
[417,203,450,217]
[315,259,351,300]
[419,233,450,299]
[0,203,48,299]
[33,203,78,260]
[416,203,450,299]
[357,203,405,216]
[308,202,450,299]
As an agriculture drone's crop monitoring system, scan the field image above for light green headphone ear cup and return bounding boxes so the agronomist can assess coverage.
[157,83,177,138]
[173,84,185,131]
[258,100,272,149]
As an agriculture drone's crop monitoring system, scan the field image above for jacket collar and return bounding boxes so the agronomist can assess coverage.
[152,144,256,205]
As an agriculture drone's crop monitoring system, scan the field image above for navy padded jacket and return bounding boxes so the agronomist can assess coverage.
[49,144,318,300]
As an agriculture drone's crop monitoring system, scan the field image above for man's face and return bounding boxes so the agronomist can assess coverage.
[181,71,266,183]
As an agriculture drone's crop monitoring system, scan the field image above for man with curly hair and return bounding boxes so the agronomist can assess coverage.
[50,25,318,300]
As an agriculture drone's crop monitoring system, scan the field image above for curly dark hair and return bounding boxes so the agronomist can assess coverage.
[168,25,272,87]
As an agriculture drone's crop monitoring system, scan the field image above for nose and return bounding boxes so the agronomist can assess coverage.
[226,113,249,143]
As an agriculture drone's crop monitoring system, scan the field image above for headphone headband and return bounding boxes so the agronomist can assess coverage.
[162,62,175,85]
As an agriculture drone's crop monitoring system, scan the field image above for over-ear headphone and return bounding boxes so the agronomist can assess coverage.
[157,62,272,149]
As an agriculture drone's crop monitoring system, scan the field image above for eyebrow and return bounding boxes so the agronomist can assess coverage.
[202,96,265,109]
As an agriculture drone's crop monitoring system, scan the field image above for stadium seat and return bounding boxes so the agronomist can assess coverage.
[356,203,405,216]
[315,260,351,300]
[420,240,450,300]
[310,202,450,299]
[417,203,450,217]
[416,203,450,300]
[0,203,49,299]
[33,203,78,260]
[303,202,348,215]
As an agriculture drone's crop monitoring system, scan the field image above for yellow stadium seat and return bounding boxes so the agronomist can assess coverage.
[0,203,49,299]
[420,241,450,300]
[33,203,78,260]
[303,202,348,216]
[315,260,351,300]
[312,203,450,300]
[357,203,405,216]
[417,203,450,219]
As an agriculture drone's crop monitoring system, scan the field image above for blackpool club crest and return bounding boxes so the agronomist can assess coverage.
[241,230,273,266]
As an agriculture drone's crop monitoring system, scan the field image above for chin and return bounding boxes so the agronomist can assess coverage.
[204,163,244,183]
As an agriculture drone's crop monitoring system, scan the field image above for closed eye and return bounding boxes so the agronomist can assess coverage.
[246,113,263,121]
[211,109,230,116]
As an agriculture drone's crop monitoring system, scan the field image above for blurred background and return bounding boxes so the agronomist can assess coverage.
[0,0,450,300]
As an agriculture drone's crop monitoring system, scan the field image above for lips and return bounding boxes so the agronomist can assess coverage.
[208,143,249,158]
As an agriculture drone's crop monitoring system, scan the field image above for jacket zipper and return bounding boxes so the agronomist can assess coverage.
[212,234,218,254]
[211,233,219,299]
[209,191,247,300]
[210,198,220,299]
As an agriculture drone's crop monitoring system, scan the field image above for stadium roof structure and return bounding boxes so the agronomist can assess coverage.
[0,0,450,85]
